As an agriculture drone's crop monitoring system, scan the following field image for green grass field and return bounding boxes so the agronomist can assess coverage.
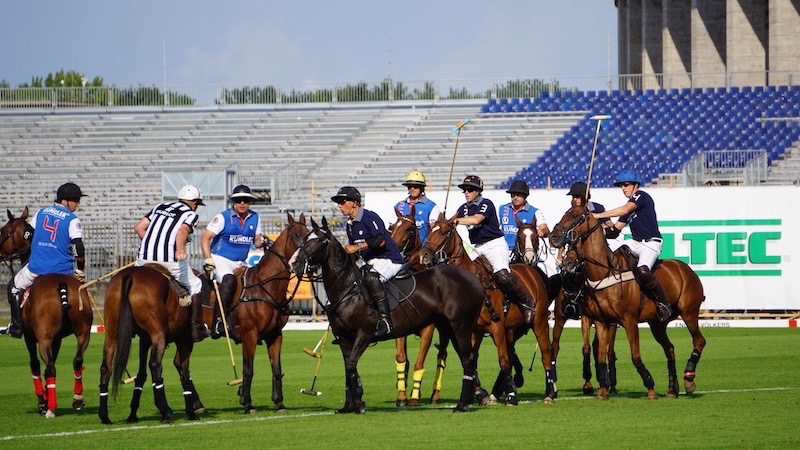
[1,327,798,449]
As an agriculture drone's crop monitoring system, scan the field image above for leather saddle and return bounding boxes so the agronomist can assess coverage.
[614,245,663,272]
[384,264,416,311]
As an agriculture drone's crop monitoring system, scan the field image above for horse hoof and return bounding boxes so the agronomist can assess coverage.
[187,413,200,421]
[45,410,56,419]
[193,407,206,415]
[396,399,408,408]
[126,415,139,423]
[452,403,469,413]
[543,396,554,405]
[505,393,518,406]
[160,416,174,424]
[72,399,85,411]
[514,373,525,388]
[430,391,441,404]
[647,390,659,400]
[667,392,678,399]
[101,417,113,425]
[684,381,696,395]
[408,398,419,407]
[609,386,618,395]
[485,394,498,405]
[244,407,257,415]
[38,403,47,416]
[274,406,288,414]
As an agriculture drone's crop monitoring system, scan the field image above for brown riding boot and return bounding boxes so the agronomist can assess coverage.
[634,265,672,323]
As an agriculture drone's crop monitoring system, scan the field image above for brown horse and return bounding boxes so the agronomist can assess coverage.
[517,220,619,397]
[549,248,619,396]
[0,207,33,276]
[550,205,707,400]
[419,213,554,404]
[388,207,439,406]
[290,217,486,413]
[223,212,309,414]
[98,265,214,424]
[20,274,92,417]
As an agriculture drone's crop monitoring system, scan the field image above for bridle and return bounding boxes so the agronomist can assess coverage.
[392,215,419,258]
[421,221,464,266]
[552,209,618,280]
[0,219,33,272]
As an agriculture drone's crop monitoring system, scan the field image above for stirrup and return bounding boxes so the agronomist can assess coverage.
[375,318,392,337]
[656,303,672,323]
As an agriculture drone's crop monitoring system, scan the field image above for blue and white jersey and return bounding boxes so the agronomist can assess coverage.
[394,195,440,244]
[619,190,661,241]
[347,208,403,264]
[28,204,82,275]
[207,208,262,262]
[498,202,545,251]
[456,196,504,245]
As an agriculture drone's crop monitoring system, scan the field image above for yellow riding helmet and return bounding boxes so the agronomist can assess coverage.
[402,170,427,187]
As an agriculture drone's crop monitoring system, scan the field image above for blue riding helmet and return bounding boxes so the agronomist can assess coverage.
[613,169,641,187]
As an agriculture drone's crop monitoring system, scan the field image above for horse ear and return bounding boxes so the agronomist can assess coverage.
[437,211,445,222]
[311,217,320,231]
[6,209,12,221]
[21,206,28,219]
[286,211,295,225]
[298,212,306,224]
[394,207,401,218]
[321,216,329,230]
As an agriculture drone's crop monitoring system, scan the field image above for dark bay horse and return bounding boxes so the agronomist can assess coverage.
[21,274,92,417]
[0,207,33,275]
[290,217,485,413]
[419,214,554,404]
[516,221,619,396]
[98,265,214,424]
[550,205,707,400]
[224,213,309,413]
[388,207,440,406]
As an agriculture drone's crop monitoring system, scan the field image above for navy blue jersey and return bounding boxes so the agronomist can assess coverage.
[619,190,661,240]
[456,196,504,245]
[347,208,403,264]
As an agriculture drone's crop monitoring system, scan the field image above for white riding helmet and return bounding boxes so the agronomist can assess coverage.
[177,185,205,205]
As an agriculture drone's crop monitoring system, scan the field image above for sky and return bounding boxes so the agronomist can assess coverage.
[0,0,618,88]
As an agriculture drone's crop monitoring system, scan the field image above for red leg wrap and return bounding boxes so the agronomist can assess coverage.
[46,376,57,412]
[74,367,84,396]
[32,372,44,397]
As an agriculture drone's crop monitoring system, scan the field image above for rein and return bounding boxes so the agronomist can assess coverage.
[422,223,465,266]
[557,210,624,291]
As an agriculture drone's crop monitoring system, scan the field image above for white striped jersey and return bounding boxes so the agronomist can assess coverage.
[137,201,198,262]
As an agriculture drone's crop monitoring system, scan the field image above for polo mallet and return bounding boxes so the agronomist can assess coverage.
[79,262,137,384]
[300,327,329,396]
[584,114,612,200]
[212,278,242,386]
[303,327,329,359]
[442,118,471,214]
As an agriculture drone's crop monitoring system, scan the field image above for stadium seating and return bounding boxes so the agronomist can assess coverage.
[489,86,800,189]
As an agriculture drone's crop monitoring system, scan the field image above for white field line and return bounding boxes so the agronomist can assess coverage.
[1,386,797,442]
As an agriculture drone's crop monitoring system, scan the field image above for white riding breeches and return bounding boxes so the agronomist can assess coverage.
[473,236,510,273]
[210,254,247,283]
[366,258,403,281]
[623,239,663,269]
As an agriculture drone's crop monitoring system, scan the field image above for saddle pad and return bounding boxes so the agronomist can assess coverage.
[142,263,190,298]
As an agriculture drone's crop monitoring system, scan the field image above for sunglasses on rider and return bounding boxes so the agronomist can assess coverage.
[619,182,633,188]
[234,199,251,204]
[462,188,477,193]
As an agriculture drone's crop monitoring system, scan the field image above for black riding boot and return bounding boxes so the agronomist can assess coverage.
[364,271,392,337]
[7,287,22,338]
[634,265,671,323]
[212,275,237,341]
[495,269,534,323]
[191,280,211,342]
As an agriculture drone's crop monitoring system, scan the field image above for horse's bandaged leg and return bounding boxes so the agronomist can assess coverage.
[411,369,424,400]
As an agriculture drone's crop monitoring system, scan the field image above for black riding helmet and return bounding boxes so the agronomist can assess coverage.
[56,182,86,202]
[457,175,483,191]
[567,181,590,199]
[331,186,362,204]
[505,180,530,197]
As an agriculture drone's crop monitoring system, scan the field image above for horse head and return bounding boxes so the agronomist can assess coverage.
[419,212,460,268]
[290,216,335,276]
[0,207,33,261]
[514,216,540,265]
[549,205,596,249]
[390,205,421,258]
